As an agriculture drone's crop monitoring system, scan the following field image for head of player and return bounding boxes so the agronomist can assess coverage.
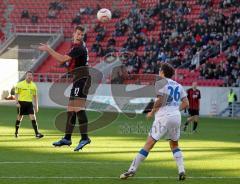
[159,63,175,79]
[73,25,85,44]
[25,71,33,83]
[192,81,197,90]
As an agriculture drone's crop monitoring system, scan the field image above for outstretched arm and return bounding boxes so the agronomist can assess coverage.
[38,43,71,64]
[180,97,189,111]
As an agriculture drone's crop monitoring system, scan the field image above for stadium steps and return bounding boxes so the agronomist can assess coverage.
[219,102,240,117]
[0,35,51,72]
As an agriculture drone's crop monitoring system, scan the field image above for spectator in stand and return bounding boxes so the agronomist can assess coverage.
[91,41,104,57]
[72,13,81,24]
[31,14,38,24]
[82,7,94,15]
[112,9,121,19]
[105,45,117,55]
[94,23,106,42]
[235,75,240,87]
[49,1,66,11]
[48,8,57,19]
[49,1,58,9]
[95,3,101,13]
[21,9,29,18]
[107,37,116,47]
[96,29,106,42]
[85,0,239,87]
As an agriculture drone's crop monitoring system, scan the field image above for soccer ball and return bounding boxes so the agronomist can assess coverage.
[97,8,112,22]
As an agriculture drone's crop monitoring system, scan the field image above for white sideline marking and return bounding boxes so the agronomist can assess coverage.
[0,176,240,179]
[0,161,125,165]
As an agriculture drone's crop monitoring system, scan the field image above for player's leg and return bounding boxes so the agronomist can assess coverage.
[72,78,91,151]
[15,114,23,137]
[52,105,76,146]
[63,107,77,141]
[169,140,186,180]
[29,114,43,138]
[168,115,186,180]
[15,102,27,137]
[228,102,232,117]
[73,98,91,151]
[183,109,194,131]
[183,109,195,132]
[120,136,156,179]
[192,114,199,132]
[120,118,163,179]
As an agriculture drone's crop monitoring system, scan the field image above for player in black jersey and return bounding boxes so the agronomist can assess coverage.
[38,25,91,151]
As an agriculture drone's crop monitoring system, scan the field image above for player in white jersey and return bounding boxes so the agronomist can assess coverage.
[120,63,189,181]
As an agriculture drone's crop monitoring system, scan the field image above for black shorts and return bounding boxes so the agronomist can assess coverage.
[18,101,34,115]
[188,109,199,116]
[70,77,91,100]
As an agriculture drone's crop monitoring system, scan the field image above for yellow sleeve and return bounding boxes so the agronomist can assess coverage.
[15,83,21,94]
[32,83,38,96]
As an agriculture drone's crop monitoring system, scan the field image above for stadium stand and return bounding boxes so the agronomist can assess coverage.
[0,0,6,43]
[0,35,52,73]
[3,0,240,86]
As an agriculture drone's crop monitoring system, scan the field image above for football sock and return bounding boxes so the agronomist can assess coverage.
[77,110,88,140]
[15,120,21,134]
[193,121,198,131]
[64,111,76,140]
[184,120,189,126]
[129,149,149,172]
[172,148,185,174]
[31,120,39,135]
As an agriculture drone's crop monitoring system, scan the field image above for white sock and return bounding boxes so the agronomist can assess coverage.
[172,148,185,174]
[129,149,149,172]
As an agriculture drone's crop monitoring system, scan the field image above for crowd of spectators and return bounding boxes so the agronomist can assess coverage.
[94,0,232,77]
[20,1,66,23]
[103,0,239,87]
[200,42,240,87]
[16,0,240,86]
[21,9,38,24]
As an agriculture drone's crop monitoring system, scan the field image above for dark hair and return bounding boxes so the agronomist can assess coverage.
[75,25,85,33]
[160,63,175,78]
[26,71,33,74]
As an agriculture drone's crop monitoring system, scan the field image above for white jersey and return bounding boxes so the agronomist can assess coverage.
[155,78,187,118]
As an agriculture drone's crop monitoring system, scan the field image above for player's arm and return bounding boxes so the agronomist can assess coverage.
[187,89,190,99]
[180,97,189,111]
[146,95,165,118]
[38,43,71,64]
[15,85,20,107]
[198,90,201,99]
[33,94,39,113]
[32,86,39,113]
[15,94,20,107]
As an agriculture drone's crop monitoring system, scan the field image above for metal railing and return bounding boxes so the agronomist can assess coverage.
[12,24,63,35]
[33,73,72,83]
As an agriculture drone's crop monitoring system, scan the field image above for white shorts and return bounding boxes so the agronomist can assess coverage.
[149,114,181,141]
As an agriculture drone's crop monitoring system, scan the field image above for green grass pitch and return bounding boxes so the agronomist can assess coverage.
[0,105,239,184]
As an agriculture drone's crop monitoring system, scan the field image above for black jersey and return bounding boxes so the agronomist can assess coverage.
[67,42,89,69]
[67,42,89,80]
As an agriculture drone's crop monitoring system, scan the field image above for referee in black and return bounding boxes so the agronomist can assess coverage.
[15,71,44,138]
[38,25,91,151]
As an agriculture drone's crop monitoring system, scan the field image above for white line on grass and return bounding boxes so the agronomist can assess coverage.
[0,176,240,179]
[0,161,125,165]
